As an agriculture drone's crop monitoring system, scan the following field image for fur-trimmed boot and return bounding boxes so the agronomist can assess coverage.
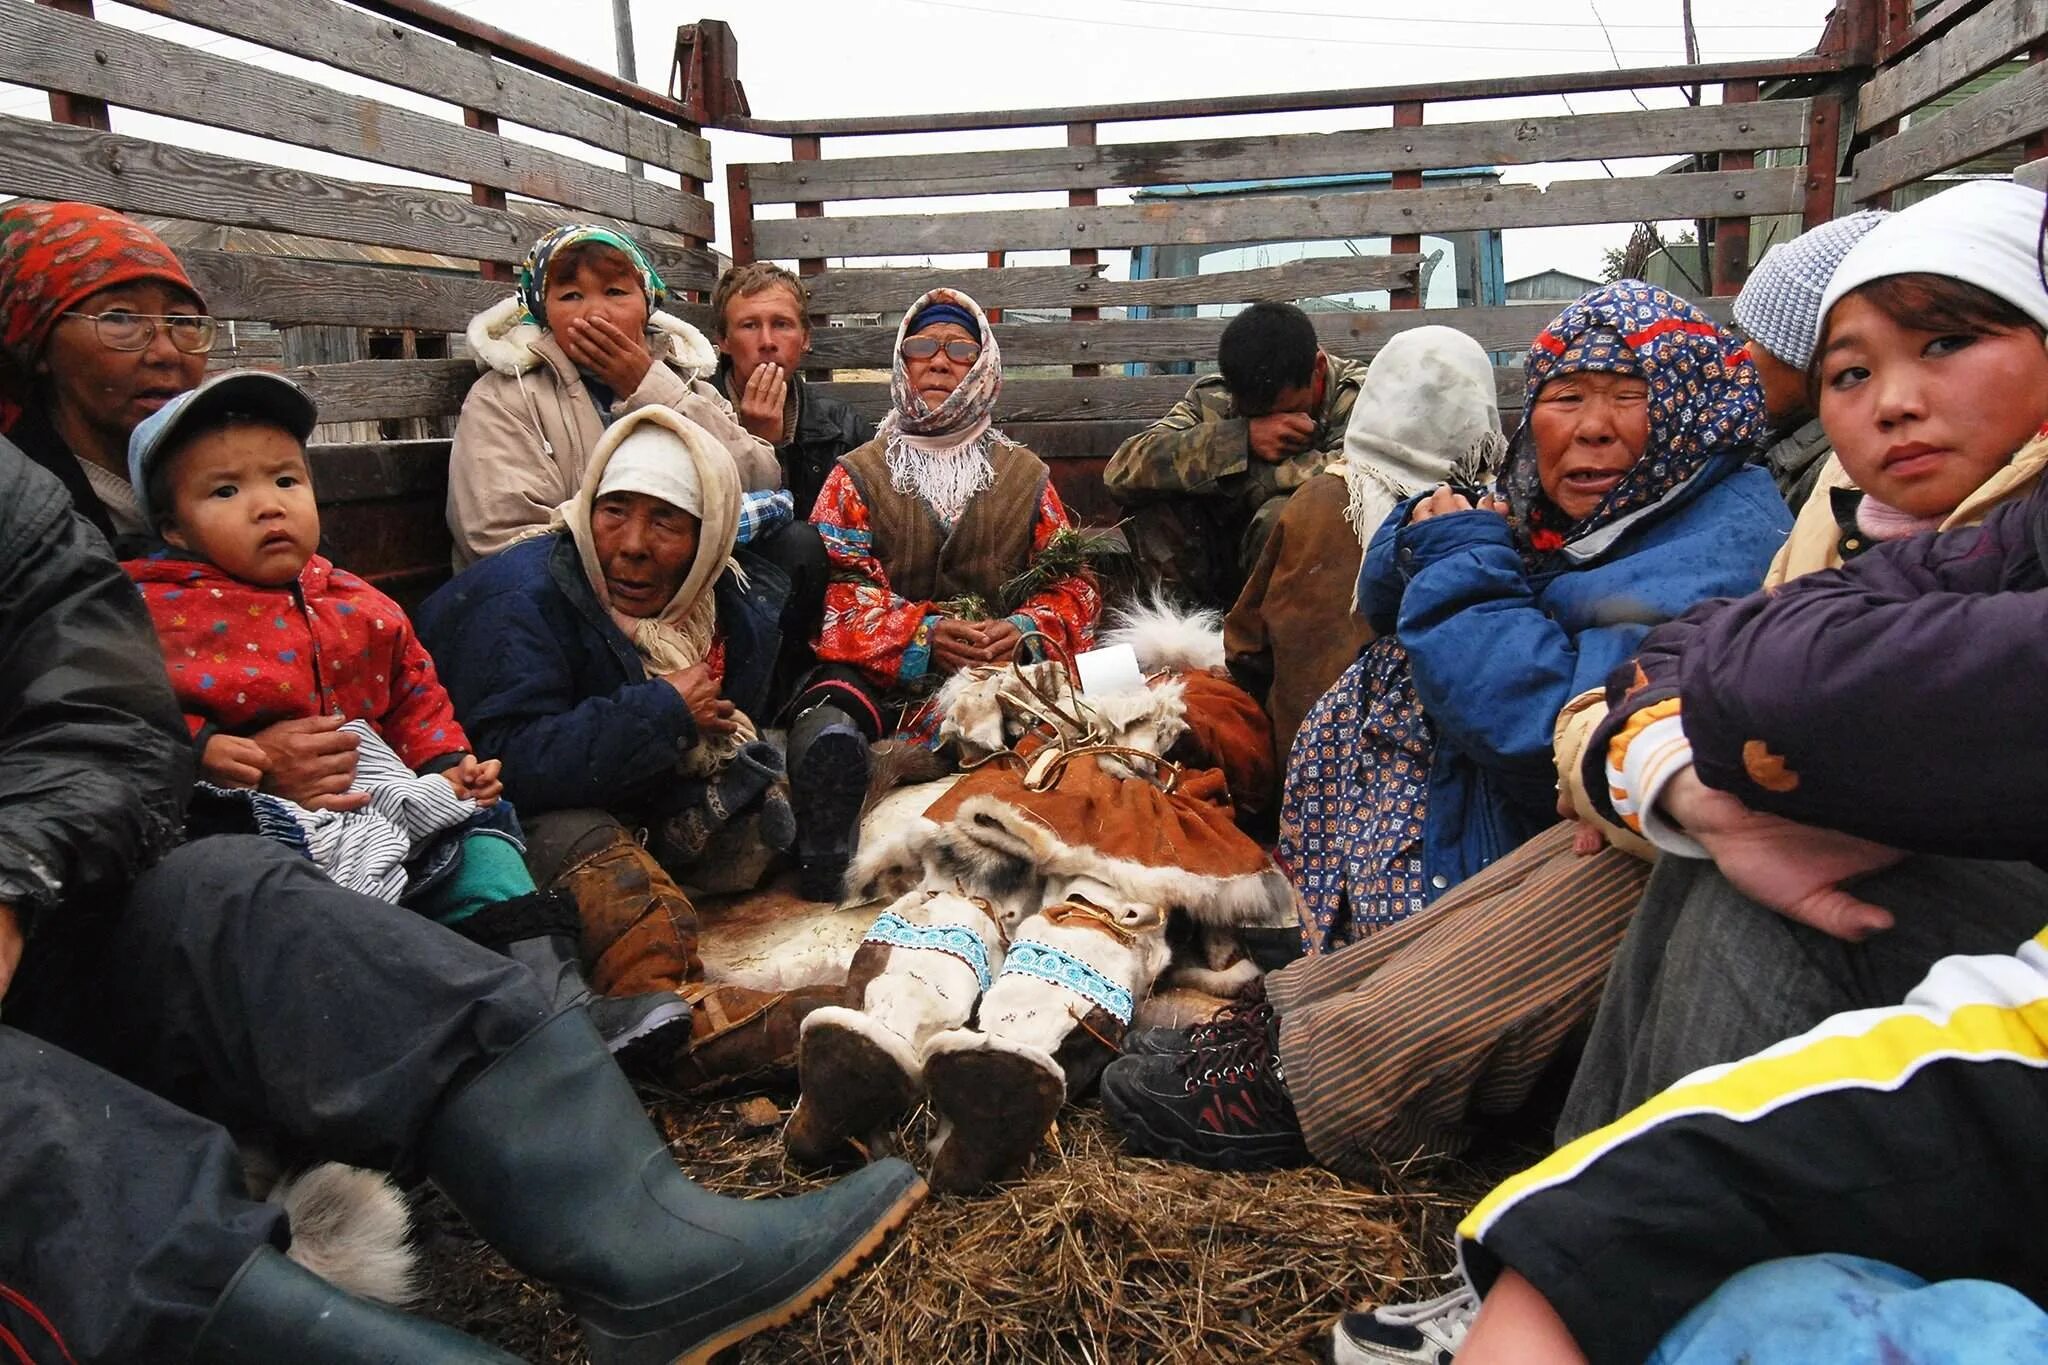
[424,1007,925,1365]
[451,888,693,1069]
[784,887,1007,1170]
[787,704,873,902]
[924,876,1172,1194]
[191,1246,525,1363]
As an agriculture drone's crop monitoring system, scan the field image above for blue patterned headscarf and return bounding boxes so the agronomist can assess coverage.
[1502,279,1765,566]
[516,224,668,329]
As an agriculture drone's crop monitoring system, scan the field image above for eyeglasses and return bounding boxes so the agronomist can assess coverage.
[900,336,982,365]
[61,310,217,354]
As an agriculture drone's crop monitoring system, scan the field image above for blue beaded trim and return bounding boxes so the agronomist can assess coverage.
[998,939,1136,1025]
[862,910,993,992]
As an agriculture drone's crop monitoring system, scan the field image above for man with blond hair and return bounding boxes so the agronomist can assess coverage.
[711,262,871,517]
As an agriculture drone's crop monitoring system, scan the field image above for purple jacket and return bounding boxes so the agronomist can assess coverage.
[1583,479,2047,864]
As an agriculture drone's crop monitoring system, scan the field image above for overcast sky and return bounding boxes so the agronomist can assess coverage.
[3,0,1839,282]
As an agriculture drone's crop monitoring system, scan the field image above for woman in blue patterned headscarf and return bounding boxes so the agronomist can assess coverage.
[1280,281,1790,952]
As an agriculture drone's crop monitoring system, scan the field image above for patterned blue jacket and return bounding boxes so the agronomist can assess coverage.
[1356,453,1789,894]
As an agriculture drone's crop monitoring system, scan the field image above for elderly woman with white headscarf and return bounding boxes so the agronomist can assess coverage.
[784,287,1104,900]
[419,405,840,1091]
[1224,325,1508,769]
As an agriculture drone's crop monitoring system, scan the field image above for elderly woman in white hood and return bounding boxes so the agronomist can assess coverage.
[1224,325,1507,768]
[419,404,837,1091]
[446,224,782,568]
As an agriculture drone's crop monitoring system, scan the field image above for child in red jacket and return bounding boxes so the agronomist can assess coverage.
[122,371,689,1062]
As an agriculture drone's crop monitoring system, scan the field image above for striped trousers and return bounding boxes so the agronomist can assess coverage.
[1459,854,2048,1365]
[1268,821,1652,1178]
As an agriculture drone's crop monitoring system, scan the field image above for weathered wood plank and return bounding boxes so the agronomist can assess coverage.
[746,102,1812,204]
[307,439,451,501]
[308,439,453,607]
[184,251,503,332]
[802,256,1425,314]
[1851,56,2048,196]
[807,300,1732,370]
[815,369,1529,426]
[291,358,475,423]
[756,169,1802,260]
[1859,0,2048,130]
[0,116,717,288]
[724,55,1846,138]
[126,0,710,179]
[181,249,716,335]
[1,0,710,234]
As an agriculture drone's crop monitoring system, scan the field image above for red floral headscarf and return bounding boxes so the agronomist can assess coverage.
[0,201,201,432]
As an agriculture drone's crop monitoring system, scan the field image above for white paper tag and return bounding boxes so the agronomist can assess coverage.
[1075,643,1144,696]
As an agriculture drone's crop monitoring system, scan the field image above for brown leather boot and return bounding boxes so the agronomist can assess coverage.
[662,982,846,1096]
[525,811,704,998]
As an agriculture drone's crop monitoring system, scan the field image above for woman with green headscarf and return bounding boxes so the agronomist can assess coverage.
[448,222,782,568]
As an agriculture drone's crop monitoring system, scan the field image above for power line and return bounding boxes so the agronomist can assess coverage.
[1098,0,1818,30]
[891,0,1796,55]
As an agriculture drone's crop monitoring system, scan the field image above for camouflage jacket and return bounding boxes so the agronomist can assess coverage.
[1103,353,1366,505]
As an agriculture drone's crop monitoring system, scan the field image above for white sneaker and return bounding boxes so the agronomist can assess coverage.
[1329,1284,1478,1365]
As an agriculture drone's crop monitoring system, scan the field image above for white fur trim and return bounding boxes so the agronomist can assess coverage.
[801,1004,928,1085]
[1161,957,1263,998]
[845,810,939,908]
[1082,675,1188,767]
[273,1164,417,1307]
[1103,591,1225,674]
[466,295,716,379]
[948,792,1293,930]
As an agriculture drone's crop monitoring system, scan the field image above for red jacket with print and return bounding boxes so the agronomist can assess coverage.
[123,550,470,771]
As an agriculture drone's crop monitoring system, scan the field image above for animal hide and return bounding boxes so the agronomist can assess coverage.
[270,1163,418,1306]
[1102,591,1226,674]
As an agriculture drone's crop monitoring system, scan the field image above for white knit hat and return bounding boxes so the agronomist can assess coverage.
[1732,209,1888,370]
[1819,181,2048,336]
[596,419,703,516]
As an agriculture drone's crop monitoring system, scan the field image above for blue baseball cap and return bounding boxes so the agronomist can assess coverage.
[127,370,318,529]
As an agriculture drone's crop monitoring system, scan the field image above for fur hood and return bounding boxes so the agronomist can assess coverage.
[465,295,718,380]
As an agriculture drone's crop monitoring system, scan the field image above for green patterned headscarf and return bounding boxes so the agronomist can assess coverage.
[516,224,668,329]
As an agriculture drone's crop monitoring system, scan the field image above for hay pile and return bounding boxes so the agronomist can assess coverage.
[416,1093,1529,1363]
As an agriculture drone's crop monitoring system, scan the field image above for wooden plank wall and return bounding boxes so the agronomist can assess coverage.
[1850,0,2048,201]
[0,0,712,590]
[732,81,1813,424]
[0,0,714,343]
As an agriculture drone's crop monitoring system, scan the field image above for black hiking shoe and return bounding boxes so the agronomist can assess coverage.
[1100,1012,1310,1172]
[1121,999,1274,1057]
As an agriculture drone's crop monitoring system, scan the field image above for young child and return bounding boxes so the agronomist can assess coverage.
[122,369,689,1060]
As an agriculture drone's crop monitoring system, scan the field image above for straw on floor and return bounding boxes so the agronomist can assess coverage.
[413,1092,1528,1364]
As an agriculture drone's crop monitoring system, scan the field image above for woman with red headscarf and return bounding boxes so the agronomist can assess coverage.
[0,201,213,543]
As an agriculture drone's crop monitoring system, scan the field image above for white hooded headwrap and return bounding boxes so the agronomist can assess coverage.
[1339,325,1507,556]
[559,405,750,772]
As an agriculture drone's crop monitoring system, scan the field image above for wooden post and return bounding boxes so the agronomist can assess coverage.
[986,250,1006,324]
[1801,89,1843,230]
[456,37,514,284]
[1068,122,1099,377]
[794,134,829,381]
[1389,102,1424,311]
[727,165,757,266]
[2029,44,2048,164]
[1711,80,1759,296]
[1877,0,1915,60]
[37,0,111,130]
